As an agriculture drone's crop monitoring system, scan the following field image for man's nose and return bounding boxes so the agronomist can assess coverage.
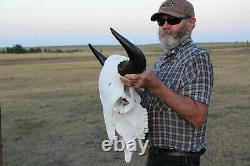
[161,21,171,29]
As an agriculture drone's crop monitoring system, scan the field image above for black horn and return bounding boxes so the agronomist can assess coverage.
[110,28,146,76]
[88,43,107,66]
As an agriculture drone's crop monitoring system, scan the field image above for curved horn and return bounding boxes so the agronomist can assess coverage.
[88,43,107,66]
[110,28,146,76]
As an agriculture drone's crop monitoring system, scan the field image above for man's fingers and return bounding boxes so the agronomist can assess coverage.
[124,74,140,80]
[120,76,135,86]
[120,76,129,84]
[120,72,149,88]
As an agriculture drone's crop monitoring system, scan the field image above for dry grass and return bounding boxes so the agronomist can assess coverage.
[1,44,250,166]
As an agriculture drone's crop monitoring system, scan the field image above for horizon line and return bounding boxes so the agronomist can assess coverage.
[1,41,249,48]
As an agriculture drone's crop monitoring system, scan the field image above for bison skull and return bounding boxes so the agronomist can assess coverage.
[88,28,148,163]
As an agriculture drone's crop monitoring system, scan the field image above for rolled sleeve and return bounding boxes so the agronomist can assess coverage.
[181,51,213,105]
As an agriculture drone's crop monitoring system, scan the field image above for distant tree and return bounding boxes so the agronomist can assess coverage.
[12,44,27,53]
[28,48,36,53]
[6,47,11,53]
[46,49,52,53]
[56,49,63,53]
[27,47,42,53]
[3,45,83,54]
[35,47,42,53]
[5,44,27,54]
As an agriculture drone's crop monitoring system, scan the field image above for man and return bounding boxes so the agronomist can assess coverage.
[120,0,214,165]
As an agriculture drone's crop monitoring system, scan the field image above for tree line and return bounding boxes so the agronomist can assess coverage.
[0,44,81,54]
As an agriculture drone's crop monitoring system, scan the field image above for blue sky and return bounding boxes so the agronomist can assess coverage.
[0,0,250,47]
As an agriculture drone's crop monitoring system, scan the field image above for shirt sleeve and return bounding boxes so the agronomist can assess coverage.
[180,50,214,105]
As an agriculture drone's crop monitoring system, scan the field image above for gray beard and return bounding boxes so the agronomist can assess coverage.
[158,28,189,53]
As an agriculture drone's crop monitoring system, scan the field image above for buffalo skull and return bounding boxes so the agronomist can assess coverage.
[88,28,148,163]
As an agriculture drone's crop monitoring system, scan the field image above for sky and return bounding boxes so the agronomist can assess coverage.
[0,0,250,47]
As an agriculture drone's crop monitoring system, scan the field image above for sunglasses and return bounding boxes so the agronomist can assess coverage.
[157,16,189,26]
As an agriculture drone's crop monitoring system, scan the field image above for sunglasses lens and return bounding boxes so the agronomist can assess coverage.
[157,19,165,26]
[157,17,183,26]
[167,17,182,25]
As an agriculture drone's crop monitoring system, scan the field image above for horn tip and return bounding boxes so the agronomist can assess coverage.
[110,28,117,35]
[88,43,93,48]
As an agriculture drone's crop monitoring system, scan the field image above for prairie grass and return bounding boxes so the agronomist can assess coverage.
[0,43,250,166]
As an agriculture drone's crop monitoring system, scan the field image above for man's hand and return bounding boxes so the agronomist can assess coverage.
[120,70,160,90]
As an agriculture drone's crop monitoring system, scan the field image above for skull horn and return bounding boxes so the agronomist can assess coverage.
[88,43,107,66]
[110,28,146,76]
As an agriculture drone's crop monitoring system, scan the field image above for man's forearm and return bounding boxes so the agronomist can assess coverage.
[149,79,207,128]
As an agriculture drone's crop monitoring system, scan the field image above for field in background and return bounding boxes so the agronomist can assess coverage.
[0,43,250,166]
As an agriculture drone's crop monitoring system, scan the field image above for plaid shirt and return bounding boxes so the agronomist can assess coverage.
[141,38,213,152]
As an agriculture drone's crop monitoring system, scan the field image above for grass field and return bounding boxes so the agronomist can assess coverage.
[1,43,250,166]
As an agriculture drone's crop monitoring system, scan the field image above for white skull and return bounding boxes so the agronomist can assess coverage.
[98,54,148,163]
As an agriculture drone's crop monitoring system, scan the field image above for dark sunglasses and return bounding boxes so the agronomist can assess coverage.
[157,16,189,26]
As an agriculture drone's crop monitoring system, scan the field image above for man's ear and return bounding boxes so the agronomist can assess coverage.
[187,17,196,30]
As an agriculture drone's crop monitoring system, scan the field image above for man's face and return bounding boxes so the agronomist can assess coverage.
[157,14,190,52]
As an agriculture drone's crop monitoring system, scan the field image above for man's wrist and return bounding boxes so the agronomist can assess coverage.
[148,78,162,93]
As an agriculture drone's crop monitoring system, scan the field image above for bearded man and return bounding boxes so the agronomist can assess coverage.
[120,0,214,165]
